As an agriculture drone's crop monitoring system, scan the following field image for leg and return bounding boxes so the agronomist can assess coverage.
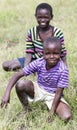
[56,101,72,121]
[15,79,34,111]
[2,59,21,71]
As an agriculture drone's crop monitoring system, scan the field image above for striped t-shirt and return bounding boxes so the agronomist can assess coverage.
[23,57,69,94]
[26,26,67,60]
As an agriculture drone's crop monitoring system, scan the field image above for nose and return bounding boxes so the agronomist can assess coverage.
[41,18,45,22]
[50,54,54,58]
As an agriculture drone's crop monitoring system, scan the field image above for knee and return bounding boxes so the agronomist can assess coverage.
[56,102,72,122]
[2,61,9,71]
[15,80,25,91]
[61,111,72,121]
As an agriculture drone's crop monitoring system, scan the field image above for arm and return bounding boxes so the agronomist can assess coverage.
[24,53,32,67]
[24,28,34,67]
[0,70,24,108]
[47,87,63,122]
[47,67,69,122]
[54,27,67,64]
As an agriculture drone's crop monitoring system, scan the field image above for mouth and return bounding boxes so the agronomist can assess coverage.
[40,22,46,26]
[48,58,56,62]
[48,59,57,64]
[40,22,46,25]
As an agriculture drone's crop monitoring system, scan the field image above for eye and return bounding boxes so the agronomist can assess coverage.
[45,52,50,55]
[37,15,49,19]
[54,52,60,55]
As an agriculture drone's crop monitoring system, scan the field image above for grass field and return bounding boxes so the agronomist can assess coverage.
[0,0,77,130]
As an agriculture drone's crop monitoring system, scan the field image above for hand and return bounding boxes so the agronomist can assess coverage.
[46,110,54,123]
[0,96,10,108]
[46,114,53,123]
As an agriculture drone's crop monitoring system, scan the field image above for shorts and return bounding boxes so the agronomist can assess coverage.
[28,82,68,110]
[17,57,36,68]
[17,57,25,68]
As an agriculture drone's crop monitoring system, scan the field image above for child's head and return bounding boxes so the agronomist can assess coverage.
[43,37,61,69]
[35,3,53,28]
[35,3,53,18]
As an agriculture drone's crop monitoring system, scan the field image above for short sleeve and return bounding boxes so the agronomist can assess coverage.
[23,59,39,76]
[57,69,69,88]
[25,29,34,53]
[54,27,67,58]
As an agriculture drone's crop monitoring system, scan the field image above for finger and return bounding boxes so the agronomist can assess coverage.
[5,103,8,108]
[0,102,8,109]
[48,118,52,123]
[46,116,52,123]
[0,103,2,108]
[0,102,5,108]
[8,99,10,103]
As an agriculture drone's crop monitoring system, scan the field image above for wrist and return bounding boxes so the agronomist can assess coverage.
[49,108,55,115]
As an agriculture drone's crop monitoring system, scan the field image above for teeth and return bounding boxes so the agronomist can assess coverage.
[41,24,45,26]
[41,23,45,25]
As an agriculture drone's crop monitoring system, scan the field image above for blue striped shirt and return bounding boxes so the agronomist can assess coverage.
[23,57,69,94]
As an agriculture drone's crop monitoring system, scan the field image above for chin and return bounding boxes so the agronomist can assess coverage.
[40,24,47,28]
[49,62,57,67]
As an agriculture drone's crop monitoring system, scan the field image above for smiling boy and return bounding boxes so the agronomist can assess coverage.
[1,37,72,122]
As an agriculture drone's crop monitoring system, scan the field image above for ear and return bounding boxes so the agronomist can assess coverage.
[35,13,37,18]
[51,15,54,20]
[49,16,52,20]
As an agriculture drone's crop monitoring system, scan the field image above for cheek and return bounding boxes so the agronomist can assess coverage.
[37,19,39,23]
[43,55,48,60]
[56,55,61,59]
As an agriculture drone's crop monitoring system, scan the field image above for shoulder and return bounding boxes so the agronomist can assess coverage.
[27,26,37,38]
[34,57,44,64]
[59,60,68,72]
[32,57,44,67]
[53,26,63,34]
[26,26,37,40]
[52,26,64,41]
[28,26,37,32]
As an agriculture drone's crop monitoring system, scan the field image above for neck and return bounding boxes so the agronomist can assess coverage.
[46,61,59,70]
[38,25,51,32]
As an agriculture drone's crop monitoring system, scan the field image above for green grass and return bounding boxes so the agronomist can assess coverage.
[0,0,77,129]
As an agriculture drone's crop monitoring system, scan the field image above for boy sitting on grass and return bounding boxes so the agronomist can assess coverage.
[1,37,72,122]
[2,3,67,71]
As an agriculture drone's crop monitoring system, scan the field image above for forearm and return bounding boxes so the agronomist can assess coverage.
[47,88,63,123]
[24,53,32,66]
[49,88,63,115]
[1,70,25,108]
[4,70,24,97]
[49,95,61,115]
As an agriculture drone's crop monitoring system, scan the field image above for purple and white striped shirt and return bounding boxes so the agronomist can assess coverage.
[23,57,69,94]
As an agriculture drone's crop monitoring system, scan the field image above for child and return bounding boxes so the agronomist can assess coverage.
[2,3,67,71]
[1,37,72,122]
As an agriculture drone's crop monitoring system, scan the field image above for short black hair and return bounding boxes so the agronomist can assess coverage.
[43,36,61,50]
[35,3,53,19]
